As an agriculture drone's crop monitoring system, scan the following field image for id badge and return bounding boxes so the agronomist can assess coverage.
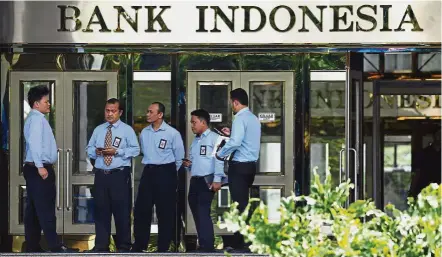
[159,139,167,149]
[112,137,122,148]
[200,145,207,155]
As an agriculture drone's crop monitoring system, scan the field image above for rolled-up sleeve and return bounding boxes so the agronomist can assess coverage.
[86,128,98,159]
[116,127,140,159]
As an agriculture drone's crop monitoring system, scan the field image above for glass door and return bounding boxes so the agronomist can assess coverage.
[9,72,64,234]
[372,80,441,209]
[63,72,118,234]
[185,71,295,235]
[9,71,118,235]
[186,71,241,235]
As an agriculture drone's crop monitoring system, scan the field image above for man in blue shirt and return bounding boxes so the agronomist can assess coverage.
[23,86,77,253]
[216,88,261,252]
[132,102,185,253]
[183,109,226,253]
[86,98,140,252]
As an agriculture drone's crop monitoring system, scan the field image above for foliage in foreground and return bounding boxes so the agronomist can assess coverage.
[220,171,442,257]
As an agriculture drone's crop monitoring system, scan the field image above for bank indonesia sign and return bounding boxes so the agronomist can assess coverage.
[0,1,440,44]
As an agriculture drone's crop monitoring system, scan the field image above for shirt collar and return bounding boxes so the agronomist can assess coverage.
[235,107,249,116]
[107,119,121,128]
[198,128,211,138]
[148,120,167,131]
[31,109,44,117]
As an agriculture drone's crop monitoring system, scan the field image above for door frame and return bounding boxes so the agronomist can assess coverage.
[372,80,441,208]
[185,71,295,235]
[9,71,118,235]
[9,72,65,234]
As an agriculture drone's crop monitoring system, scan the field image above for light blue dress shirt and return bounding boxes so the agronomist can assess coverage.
[86,120,140,170]
[24,109,58,168]
[140,121,185,171]
[189,129,226,183]
[217,107,261,162]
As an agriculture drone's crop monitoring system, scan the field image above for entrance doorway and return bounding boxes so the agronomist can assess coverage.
[9,71,118,234]
[370,80,441,209]
[186,71,295,235]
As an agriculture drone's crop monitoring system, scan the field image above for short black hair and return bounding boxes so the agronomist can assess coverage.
[152,102,166,116]
[191,109,210,126]
[230,88,249,106]
[28,85,50,108]
[106,98,124,112]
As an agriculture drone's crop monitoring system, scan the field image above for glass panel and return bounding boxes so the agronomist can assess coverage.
[19,186,27,224]
[258,187,282,223]
[364,54,380,73]
[133,81,171,134]
[132,80,172,216]
[385,53,412,73]
[197,82,232,126]
[383,135,412,211]
[73,81,107,175]
[21,81,56,174]
[73,185,95,224]
[250,82,283,174]
[310,81,346,186]
[418,53,441,72]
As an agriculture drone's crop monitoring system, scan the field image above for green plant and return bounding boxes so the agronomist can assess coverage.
[220,171,442,257]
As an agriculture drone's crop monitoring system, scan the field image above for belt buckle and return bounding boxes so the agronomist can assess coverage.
[103,170,112,175]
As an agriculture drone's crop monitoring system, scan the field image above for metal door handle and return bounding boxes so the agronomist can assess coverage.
[66,148,71,211]
[56,148,62,210]
[131,163,135,208]
[349,148,358,201]
[339,148,345,183]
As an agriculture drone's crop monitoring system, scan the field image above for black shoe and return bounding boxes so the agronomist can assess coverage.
[117,248,131,253]
[50,245,79,253]
[83,247,109,253]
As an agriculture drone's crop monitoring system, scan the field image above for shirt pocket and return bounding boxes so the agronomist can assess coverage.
[201,144,214,159]
[112,132,126,149]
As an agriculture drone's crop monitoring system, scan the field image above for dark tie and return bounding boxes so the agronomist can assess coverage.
[104,125,113,166]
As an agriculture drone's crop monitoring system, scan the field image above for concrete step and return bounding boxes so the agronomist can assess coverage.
[0,253,269,257]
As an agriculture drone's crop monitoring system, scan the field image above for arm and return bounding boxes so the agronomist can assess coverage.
[217,118,245,158]
[86,128,99,159]
[139,132,144,155]
[27,117,44,168]
[173,132,185,171]
[116,127,140,159]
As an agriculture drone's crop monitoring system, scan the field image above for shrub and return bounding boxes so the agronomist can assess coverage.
[220,171,441,257]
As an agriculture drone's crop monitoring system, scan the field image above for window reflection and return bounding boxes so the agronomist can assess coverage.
[73,81,107,175]
[250,82,283,174]
[73,185,95,224]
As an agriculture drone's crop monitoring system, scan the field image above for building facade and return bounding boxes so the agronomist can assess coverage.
[0,0,441,252]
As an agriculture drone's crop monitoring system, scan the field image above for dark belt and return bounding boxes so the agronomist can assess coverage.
[24,162,53,168]
[229,160,257,164]
[95,166,126,175]
[145,162,174,169]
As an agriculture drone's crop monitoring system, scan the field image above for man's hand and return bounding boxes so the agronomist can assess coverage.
[38,167,48,180]
[221,127,231,136]
[182,159,192,168]
[95,147,104,156]
[102,148,117,156]
[210,182,222,192]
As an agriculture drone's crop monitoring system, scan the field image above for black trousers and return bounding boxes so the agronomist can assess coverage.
[133,163,177,252]
[188,177,215,251]
[223,162,256,249]
[23,164,60,251]
[93,167,132,251]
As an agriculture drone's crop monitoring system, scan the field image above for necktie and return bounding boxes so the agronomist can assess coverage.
[104,125,113,166]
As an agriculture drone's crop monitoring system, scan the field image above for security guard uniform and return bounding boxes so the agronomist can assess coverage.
[86,119,140,251]
[132,121,185,252]
[188,128,226,252]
